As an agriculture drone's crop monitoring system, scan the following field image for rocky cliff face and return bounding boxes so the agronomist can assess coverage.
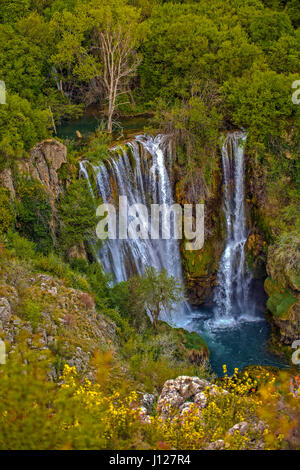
[174,163,224,305]
[0,255,116,380]
[0,139,67,206]
[246,151,300,353]
[264,252,300,346]
[0,168,16,200]
[18,139,67,208]
[0,139,88,260]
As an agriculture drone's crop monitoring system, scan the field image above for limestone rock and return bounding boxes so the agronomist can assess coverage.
[205,439,225,450]
[179,402,203,418]
[228,421,249,436]
[157,376,211,416]
[252,420,266,435]
[141,393,156,414]
[0,168,15,199]
[18,139,67,206]
[138,406,151,424]
[0,297,11,322]
[0,271,116,379]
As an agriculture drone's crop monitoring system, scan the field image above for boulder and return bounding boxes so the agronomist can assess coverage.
[141,393,156,414]
[228,421,249,436]
[205,439,225,450]
[157,376,211,416]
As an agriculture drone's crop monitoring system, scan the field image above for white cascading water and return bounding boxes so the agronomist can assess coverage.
[80,134,189,324]
[213,131,253,323]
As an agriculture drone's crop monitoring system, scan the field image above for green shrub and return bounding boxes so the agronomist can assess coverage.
[4,230,36,261]
[15,176,53,253]
[21,299,42,330]
[58,180,99,251]
[84,131,111,165]
[0,188,14,235]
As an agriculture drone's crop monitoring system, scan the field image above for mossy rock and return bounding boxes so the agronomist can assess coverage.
[155,321,209,364]
[182,330,209,352]
[266,291,297,320]
[287,271,300,292]
[182,236,220,277]
[264,277,284,297]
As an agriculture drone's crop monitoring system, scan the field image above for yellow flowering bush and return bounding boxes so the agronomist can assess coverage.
[58,364,144,448]
[1,349,299,450]
[149,386,258,450]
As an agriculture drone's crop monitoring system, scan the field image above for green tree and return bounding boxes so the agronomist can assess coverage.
[58,179,99,251]
[0,93,50,170]
[16,176,53,254]
[0,0,31,24]
[135,267,184,328]
[223,69,300,152]
[51,0,146,132]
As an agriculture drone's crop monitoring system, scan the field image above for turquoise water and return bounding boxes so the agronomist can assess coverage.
[186,283,289,376]
[190,309,289,376]
[57,114,150,140]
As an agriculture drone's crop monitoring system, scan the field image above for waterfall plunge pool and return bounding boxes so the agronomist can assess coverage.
[187,308,289,377]
[183,282,289,377]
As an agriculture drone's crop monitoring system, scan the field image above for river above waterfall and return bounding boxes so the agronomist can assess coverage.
[57,114,150,140]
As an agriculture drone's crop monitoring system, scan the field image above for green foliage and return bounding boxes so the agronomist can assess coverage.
[248,10,293,47]
[109,279,151,331]
[58,179,99,251]
[0,93,50,169]
[269,231,300,274]
[20,299,42,330]
[155,82,222,196]
[0,15,52,103]
[184,330,208,352]
[15,176,53,253]
[0,341,63,450]
[266,292,296,319]
[0,0,31,24]
[129,266,184,327]
[0,188,14,235]
[4,229,36,261]
[84,131,111,165]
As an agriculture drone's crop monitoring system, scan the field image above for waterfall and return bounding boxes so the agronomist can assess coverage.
[213,131,253,322]
[80,134,189,324]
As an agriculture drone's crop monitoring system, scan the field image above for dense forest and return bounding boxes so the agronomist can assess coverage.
[0,0,299,451]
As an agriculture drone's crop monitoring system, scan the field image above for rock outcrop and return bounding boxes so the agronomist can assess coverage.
[0,264,116,379]
[156,375,227,417]
[174,161,224,305]
[0,140,67,209]
[264,248,300,346]
[154,375,267,450]
[0,168,15,200]
[18,139,67,207]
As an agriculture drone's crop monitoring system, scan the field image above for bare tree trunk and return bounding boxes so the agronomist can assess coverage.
[107,97,113,133]
[93,29,141,134]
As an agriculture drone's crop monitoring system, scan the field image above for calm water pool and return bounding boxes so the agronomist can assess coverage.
[57,114,150,140]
